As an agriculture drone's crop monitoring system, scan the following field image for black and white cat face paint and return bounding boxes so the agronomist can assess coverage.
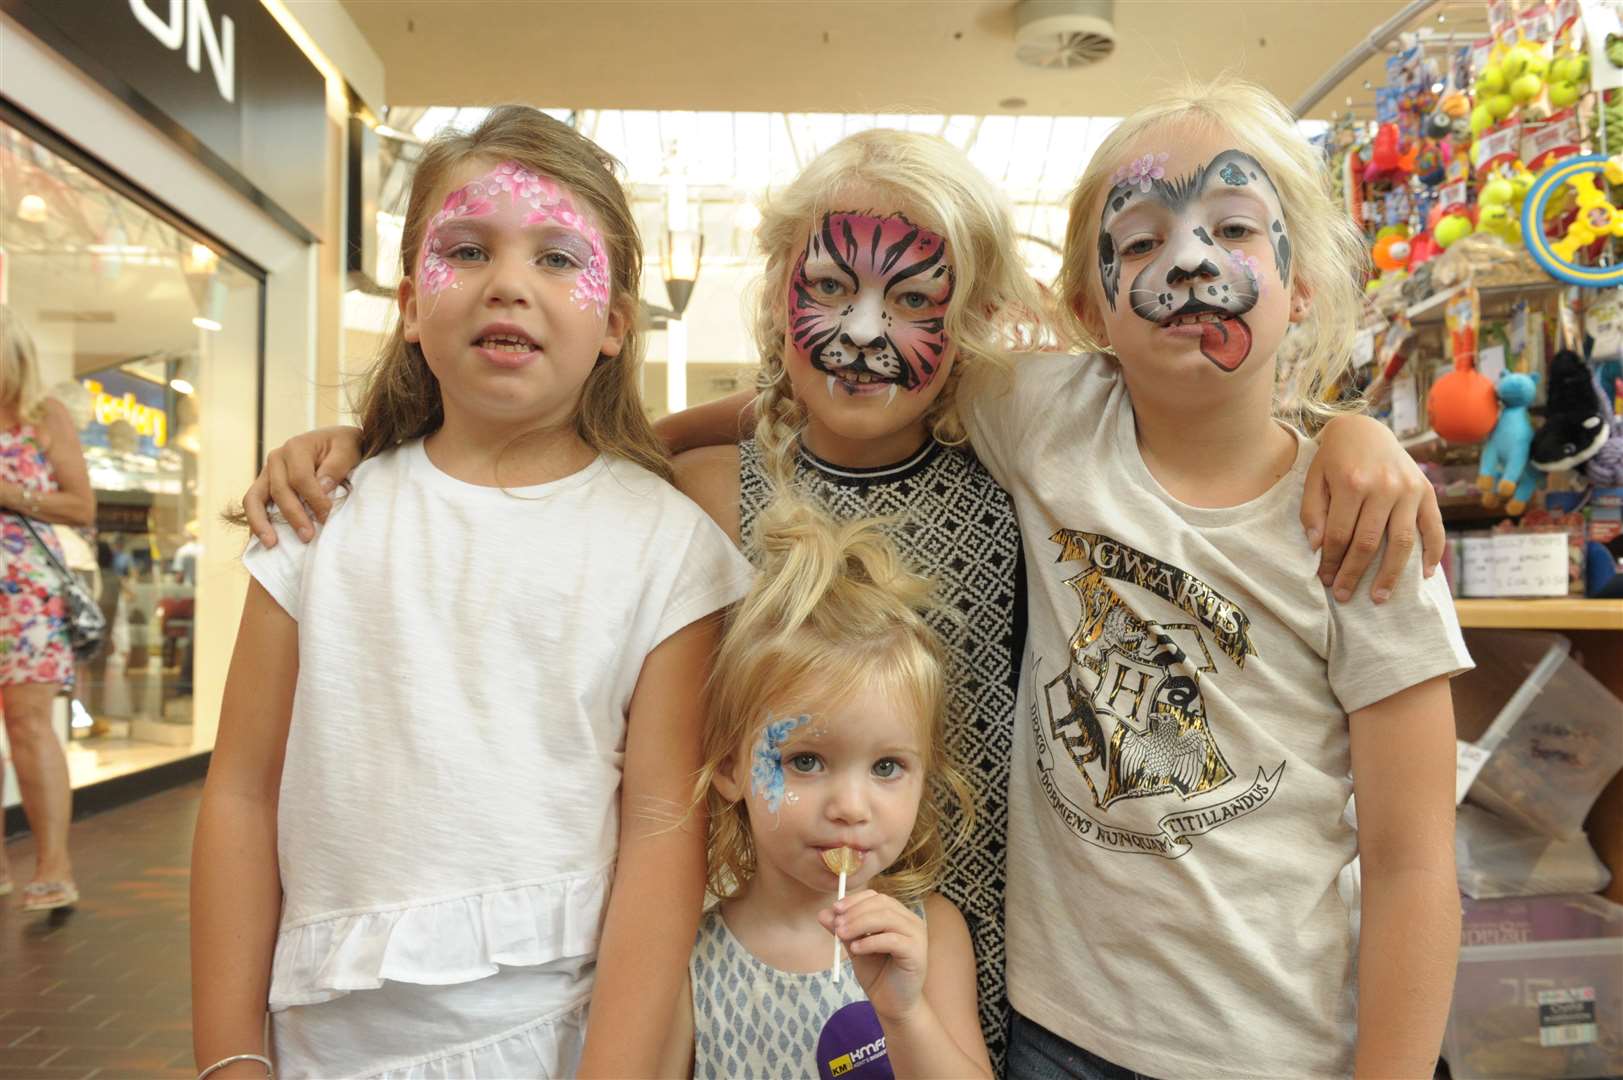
[1097,148,1292,372]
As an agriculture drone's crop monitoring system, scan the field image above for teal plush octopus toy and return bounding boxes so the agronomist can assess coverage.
[1477,371,1542,516]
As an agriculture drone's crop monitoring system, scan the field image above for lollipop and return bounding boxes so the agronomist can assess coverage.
[822,846,862,981]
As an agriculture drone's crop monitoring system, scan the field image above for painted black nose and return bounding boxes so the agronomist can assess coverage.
[840,331,887,350]
[1166,259,1221,286]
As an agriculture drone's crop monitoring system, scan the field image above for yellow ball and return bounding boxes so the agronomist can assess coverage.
[1487,93,1516,119]
[1502,46,1532,80]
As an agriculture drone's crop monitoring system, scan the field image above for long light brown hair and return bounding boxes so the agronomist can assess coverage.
[749,130,1050,491]
[695,496,973,905]
[358,105,669,479]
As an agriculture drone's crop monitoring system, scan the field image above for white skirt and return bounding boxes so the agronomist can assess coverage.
[271,959,591,1079]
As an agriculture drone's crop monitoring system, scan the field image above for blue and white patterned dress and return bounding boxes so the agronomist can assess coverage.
[690,904,928,1079]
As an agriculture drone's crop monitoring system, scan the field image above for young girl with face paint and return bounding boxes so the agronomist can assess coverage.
[238,125,1451,1075]
[190,107,752,1079]
[970,81,1472,1080]
[661,495,990,1080]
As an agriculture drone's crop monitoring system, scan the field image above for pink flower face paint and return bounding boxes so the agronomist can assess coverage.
[1097,149,1292,373]
[787,212,954,405]
[416,160,611,314]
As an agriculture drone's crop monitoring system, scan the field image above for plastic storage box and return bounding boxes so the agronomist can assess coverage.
[1444,893,1623,1079]
[1455,804,1611,899]
[1454,630,1623,838]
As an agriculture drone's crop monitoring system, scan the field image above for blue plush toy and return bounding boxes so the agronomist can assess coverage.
[1477,371,1542,516]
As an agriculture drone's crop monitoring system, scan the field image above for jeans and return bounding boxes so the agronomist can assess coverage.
[1006,1012,1161,1080]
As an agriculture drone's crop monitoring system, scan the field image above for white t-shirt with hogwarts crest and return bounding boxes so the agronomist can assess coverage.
[967,353,1471,1080]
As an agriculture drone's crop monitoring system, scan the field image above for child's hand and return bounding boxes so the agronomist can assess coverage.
[243,426,363,547]
[819,889,929,1024]
[1302,413,1444,604]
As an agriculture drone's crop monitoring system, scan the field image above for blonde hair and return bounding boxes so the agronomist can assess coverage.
[357,105,669,479]
[1056,79,1367,423]
[0,305,46,421]
[751,129,1049,489]
[696,497,973,905]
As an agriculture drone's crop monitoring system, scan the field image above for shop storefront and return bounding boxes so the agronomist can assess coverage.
[0,0,338,800]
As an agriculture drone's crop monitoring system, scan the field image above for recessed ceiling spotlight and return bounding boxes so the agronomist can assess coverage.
[999,96,1029,109]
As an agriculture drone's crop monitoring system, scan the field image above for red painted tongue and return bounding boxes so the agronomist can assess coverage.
[1199,317,1252,371]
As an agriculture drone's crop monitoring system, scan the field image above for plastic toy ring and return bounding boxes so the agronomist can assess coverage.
[1522,153,1623,286]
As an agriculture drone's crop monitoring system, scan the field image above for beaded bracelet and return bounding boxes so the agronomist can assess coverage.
[196,1053,273,1080]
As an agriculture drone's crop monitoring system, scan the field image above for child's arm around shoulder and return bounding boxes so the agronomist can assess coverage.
[822,890,992,1078]
[1349,675,1461,1079]
[1304,413,1446,603]
[655,390,758,455]
[576,612,722,1078]
[671,445,743,546]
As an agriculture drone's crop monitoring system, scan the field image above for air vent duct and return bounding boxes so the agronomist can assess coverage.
[1014,0,1117,69]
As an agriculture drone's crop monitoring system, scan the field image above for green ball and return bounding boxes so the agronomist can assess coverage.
[1502,46,1532,80]
[1487,92,1516,118]
[1525,53,1550,80]
[1510,73,1544,103]
[1436,214,1475,248]
[1608,35,1623,67]
[1471,103,1495,135]
[1480,178,1515,206]
[1549,80,1582,108]
[1552,56,1588,83]
[1478,66,1507,94]
[1478,204,1513,233]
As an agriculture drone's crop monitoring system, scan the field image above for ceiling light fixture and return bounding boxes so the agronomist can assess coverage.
[17,194,46,223]
[170,378,196,394]
[191,317,222,332]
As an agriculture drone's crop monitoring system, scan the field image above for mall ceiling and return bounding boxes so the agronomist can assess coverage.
[338,0,1410,119]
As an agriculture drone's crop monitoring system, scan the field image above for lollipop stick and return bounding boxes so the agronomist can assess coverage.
[830,869,847,982]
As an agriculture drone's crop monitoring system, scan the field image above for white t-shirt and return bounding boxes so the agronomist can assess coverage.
[967,354,1472,1080]
[242,440,753,1021]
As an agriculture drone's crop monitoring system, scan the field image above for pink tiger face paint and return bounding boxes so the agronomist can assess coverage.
[787,212,955,405]
[416,160,611,315]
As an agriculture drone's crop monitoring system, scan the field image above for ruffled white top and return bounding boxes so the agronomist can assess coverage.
[244,441,752,1071]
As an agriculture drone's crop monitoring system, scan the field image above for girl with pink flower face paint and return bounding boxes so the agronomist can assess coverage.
[197,108,741,1080]
[415,160,611,316]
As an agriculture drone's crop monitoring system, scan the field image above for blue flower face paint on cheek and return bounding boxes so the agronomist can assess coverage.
[750,713,811,813]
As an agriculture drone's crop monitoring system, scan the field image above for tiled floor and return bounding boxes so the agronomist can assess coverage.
[0,781,199,1078]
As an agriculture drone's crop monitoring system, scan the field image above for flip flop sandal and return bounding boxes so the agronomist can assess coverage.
[21,881,78,912]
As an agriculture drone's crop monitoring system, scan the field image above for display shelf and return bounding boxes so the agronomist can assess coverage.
[1455,597,1623,630]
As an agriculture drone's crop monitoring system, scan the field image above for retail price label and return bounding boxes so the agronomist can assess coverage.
[1499,532,1570,597]
[1455,740,1491,804]
[1352,329,1376,369]
[1478,344,1507,383]
[1391,366,1420,435]
[1537,987,1598,1047]
[1475,120,1523,177]
[1437,179,1468,211]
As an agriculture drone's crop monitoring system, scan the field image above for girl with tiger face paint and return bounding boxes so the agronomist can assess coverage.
[779,200,962,462]
[788,210,956,407]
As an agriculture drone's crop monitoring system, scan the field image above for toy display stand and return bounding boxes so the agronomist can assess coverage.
[1301,0,1623,970]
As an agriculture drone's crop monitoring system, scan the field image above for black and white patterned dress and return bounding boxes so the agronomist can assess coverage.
[739,436,1024,1070]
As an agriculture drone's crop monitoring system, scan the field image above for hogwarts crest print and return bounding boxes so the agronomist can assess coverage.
[1032,529,1285,858]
